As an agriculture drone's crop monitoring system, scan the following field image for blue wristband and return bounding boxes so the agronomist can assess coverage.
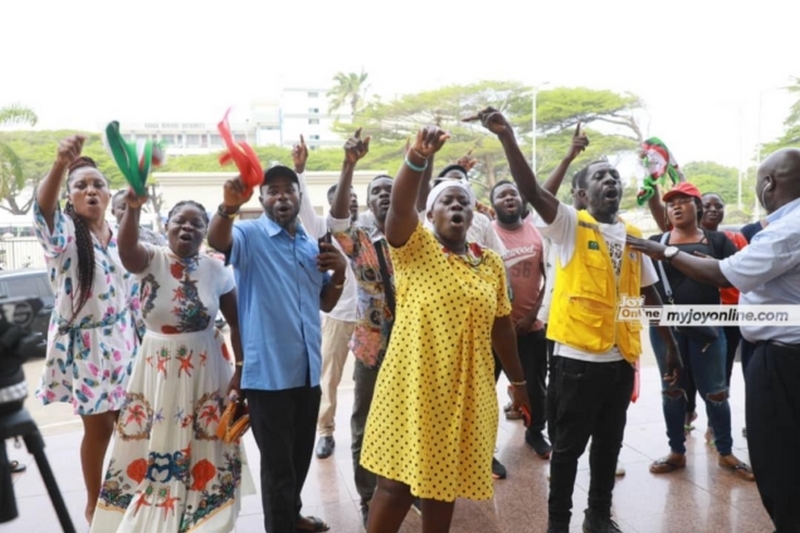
[404,155,428,173]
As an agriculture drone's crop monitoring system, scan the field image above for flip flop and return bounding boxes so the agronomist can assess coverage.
[649,456,686,474]
[10,460,26,473]
[295,516,330,532]
[719,459,755,481]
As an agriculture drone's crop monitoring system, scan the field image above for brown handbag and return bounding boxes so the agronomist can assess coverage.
[216,398,250,443]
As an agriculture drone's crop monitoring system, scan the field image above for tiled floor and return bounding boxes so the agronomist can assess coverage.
[2,351,774,532]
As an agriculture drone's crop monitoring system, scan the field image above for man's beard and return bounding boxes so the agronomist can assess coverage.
[495,209,520,225]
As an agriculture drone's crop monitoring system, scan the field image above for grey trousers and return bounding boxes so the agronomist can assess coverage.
[351,359,379,505]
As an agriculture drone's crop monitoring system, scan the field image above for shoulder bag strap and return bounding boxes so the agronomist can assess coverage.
[657,232,674,304]
[373,240,395,316]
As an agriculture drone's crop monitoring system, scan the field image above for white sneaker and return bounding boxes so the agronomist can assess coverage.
[615,461,626,477]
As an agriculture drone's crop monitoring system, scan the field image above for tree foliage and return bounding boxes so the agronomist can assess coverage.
[0,81,649,209]
[0,105,38,214]
[344,81,645,190]
[761,76,800,157]
[328,70,369,117]
[680,160,756,216]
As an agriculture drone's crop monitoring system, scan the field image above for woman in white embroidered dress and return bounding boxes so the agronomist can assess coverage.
[91,193,253,532]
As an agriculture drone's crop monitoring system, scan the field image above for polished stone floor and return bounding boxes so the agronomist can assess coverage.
[3,350,774,532]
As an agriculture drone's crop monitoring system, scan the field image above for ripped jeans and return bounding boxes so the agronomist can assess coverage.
[649,327,733,456]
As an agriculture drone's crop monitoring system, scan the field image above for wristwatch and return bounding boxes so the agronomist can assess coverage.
[663,246,680,261]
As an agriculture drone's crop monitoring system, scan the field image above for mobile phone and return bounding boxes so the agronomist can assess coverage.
[519,404,532,428]
[318,231,332,247]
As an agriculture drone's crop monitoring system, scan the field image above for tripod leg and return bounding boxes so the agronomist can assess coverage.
[23,431,76,533]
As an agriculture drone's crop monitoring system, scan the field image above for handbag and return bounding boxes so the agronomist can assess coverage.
[216,398,250,443]
[656,233,719,350]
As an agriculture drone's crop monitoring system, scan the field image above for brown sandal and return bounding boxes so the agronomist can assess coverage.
[719,457,755,481]
[650,455,686,474]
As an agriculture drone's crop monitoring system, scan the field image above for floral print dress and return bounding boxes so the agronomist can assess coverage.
[91,246,253,533]
[32,202,140,415]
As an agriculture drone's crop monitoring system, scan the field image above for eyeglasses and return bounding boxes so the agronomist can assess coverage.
[666,197,695,208]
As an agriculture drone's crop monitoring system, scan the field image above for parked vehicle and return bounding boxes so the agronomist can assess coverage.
[0,269,54,359]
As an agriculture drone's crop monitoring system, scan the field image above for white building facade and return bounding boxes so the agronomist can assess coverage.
[112,87,351,156]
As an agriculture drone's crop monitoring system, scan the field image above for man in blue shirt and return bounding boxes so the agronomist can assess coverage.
[627,148,800,533]
[208,165,347,533]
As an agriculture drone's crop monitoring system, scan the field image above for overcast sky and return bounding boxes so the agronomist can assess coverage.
[2,0,797,170]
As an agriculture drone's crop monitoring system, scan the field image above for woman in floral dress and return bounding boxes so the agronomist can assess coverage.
[33,136,140,524]
[91,193,253,532]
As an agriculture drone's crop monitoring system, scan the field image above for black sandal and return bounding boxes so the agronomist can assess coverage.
[10,460,26,474]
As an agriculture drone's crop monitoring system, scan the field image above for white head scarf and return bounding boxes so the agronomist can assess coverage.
[425,180,476,216]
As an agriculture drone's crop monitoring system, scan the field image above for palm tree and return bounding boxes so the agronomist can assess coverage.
[328,70,369,117]
[0,104,38,214]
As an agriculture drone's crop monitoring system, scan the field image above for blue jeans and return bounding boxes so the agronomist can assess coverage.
[649,327,733,456]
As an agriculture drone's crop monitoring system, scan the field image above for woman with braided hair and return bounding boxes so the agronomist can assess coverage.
[32,136,140,525]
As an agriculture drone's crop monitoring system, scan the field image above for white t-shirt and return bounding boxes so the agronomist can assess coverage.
[526,212,556,324]
[296,172,358,323]
[535,203,658,362]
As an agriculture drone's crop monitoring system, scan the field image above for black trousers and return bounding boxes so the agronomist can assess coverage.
[245,386,321,533]
[548,357,633,526]
[746,343,800,533]
[519,330,548,434]
[546,337,557,445]
[493,329,548,434]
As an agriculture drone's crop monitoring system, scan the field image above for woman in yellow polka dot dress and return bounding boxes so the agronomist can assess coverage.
[361,126,531,531]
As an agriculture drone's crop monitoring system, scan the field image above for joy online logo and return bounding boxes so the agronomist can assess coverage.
[616,294,661,323]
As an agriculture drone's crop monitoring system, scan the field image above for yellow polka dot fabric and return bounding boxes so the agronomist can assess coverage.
[360,222,512,502]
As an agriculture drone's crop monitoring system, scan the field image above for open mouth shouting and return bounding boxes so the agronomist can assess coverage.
[604,187,620,201]
[449,212,465,226]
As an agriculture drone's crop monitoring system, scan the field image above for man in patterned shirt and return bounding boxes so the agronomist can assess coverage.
[326,130,396,528]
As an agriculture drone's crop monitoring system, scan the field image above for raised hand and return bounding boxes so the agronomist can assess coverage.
[411,126,450,159]
[124,187,149,210]
[567,122,589,161]
[455,148,479,171]
[462,106,512,136]
[344,128,371,165]
[56,135,86,166]
[292,135,308,173]
[222,175,253,210]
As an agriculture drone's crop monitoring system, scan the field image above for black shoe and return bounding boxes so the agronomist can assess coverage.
[360,501,369,528]
[525,431,552,459]
[411,497,422,515]
[582,508,622,533]
[491,456,507,479]
[315,436,335,459]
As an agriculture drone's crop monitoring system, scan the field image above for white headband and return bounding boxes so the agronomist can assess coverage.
[425,181,476,215]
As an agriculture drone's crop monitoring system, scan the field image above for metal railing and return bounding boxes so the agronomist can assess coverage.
[0,238,45,270]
